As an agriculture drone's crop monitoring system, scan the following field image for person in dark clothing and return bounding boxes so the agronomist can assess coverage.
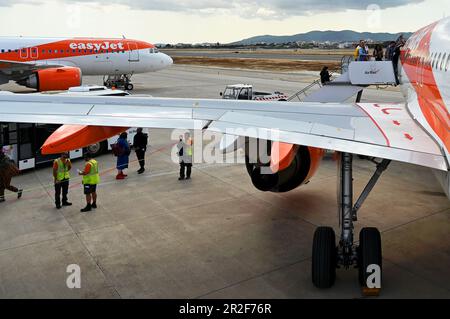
[320,66,331,84]
[116,132,130,180]
[392,35,406,85]
[373,44,384,61]
[133,128,148,174]
[385,41,396,61]
[0,148,22,202]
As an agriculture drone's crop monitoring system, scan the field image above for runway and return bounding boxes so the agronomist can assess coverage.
[0,65,449,298]
[162,50,344,62]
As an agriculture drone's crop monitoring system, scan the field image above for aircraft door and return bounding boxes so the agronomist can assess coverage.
[19,48,28,59]
[30,47,39,59]
[128,42,139,62]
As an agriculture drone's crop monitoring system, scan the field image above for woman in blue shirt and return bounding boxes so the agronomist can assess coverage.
[358,41,370,61]
[116,132,130,180]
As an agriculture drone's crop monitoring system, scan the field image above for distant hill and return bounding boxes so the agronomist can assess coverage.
[232,30,412,45]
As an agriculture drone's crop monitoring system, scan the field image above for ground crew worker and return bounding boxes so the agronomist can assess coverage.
[0,148,22,202]
[53,152,72,209]
[177,132,193,180]
[133,127,148,174]
[78,153,100,212]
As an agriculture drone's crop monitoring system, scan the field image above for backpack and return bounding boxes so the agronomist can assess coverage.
[143,133,148,147]
[111,142,124,157]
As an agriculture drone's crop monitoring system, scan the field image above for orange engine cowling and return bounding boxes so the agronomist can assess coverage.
[245,141,324,192]
[18,67,82,91]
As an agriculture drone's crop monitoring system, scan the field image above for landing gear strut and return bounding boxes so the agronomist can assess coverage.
[103,74,134,91]
[312,153,390,293]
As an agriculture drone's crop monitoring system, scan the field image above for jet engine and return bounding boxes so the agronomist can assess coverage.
[17,67,82,91]
[245,141,324,192]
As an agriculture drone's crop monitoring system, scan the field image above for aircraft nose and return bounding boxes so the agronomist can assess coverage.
[163,53,173,67]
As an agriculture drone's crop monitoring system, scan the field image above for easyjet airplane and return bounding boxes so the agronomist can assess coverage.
[0,18,449,293]
[0,37,173,91]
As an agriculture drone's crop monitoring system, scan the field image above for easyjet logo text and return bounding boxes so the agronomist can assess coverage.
[69,42,125,51]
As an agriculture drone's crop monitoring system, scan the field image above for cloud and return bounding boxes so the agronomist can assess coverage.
[69,0,425,14]
[0,0,426,19]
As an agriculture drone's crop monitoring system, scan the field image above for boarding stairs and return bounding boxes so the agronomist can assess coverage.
[287,59,398,103]
[287,79,323,102]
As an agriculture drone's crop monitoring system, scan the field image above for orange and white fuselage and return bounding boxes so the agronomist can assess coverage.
[0,37,173,88]
[400,18,450,162]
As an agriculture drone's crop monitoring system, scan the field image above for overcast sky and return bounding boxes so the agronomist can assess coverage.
[0,0,446,43]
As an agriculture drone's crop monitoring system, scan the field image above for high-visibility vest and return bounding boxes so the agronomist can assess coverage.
[186,139,193,156]
[82,159,100,185]
[186,140,192,156]
[54,158,71,181]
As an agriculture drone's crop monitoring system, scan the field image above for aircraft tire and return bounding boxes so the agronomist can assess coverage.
[312,226,337,288]
[358,227,382,287]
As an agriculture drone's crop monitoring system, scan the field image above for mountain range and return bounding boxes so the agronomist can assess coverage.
[232,30,412,45]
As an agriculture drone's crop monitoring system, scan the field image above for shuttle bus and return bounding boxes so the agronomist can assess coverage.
[0,122,138,170]
[0,86,137,170]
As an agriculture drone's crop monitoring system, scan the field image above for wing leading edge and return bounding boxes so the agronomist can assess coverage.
[0,94,447,171]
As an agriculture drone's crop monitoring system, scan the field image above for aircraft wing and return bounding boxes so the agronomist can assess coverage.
[0,60,64,78]
[0,94,447,171]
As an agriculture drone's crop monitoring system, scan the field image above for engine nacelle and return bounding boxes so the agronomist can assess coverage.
[18,67,82,91]
[246,143,324,193]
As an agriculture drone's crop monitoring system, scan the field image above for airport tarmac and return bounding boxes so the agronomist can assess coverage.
[0,65,449,298]
[162,50,343,61]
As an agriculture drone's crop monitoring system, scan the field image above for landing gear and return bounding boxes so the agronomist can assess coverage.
[103,74,134,91]
[311,153,390,294]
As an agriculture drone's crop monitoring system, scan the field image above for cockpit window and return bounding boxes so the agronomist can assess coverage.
[149,48,159,54]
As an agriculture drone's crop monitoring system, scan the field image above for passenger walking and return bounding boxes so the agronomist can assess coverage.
[177,133,193,180]
[373,44,384,61]
[0,148,22,203]
[385,41,396,61]
[115,132,130,180]
[53,152,72,209]
[320,66,331,84]
[133,128,148,174]
[78,153,100,212]
[358,41,369,61]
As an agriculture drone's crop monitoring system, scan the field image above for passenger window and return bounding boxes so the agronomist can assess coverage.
[440,53,447,70]
[446,54,450,72]
[436,53,441,69]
